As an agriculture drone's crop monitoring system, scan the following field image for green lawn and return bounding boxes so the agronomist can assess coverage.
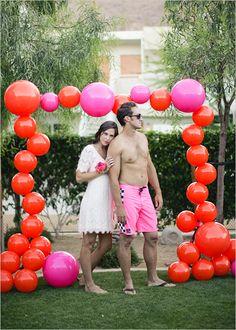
[1,271,235,329]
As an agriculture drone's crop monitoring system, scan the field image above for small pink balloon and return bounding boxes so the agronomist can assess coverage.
[80,82,115,117]
[171,79,205,113]
[130,85,150,104]
[40,92,59,112]
[231,261,236,277]
[43,251,80,288]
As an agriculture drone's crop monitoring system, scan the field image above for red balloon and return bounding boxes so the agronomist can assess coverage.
[14,150,37,173]
[224,239,236,261]
[195,201,217,222]
[212,255,230,276]
[195,163,217,185]
[58,86,81,108]
[177,242,200,265]
[11,172,34,195]
[194,222,230,257]
[4,80,40,116]
[182,124,204,146]
[192,105,214,127]
[30,236,52,256]
[150,88,171,111]
[0,251,20,273]
[14,116,37,138]
[20,215,44,238]
[112,95,131,114]
[22,192,45,215]
[0,270,14,293]
[168,261,190,283]
[192,258,214,280]
[22,248,45,271]
[186,145,209,166]
[176,210,198,232]
[7,233,30,256]
[27,133,50,156]
[186,182,209,205]
[14,269,38,293]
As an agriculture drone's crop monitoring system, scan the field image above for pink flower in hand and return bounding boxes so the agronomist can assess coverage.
[95,162,107,173]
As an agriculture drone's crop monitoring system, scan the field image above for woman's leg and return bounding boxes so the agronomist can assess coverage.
[79,232,107,294]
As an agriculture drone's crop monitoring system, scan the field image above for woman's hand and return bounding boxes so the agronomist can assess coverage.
[105,156,114,171]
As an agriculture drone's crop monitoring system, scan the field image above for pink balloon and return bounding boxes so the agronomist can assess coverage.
[40,92,59,112]
[80,82,115,117]
[43,251,79,288]
[171,79,205,113]
[130,85,150,104]
[231,261,236,277]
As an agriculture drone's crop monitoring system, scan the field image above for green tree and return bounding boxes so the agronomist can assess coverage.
[161,0,235,222]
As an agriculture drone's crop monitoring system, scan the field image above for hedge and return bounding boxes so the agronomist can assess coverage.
[2,128,235,231]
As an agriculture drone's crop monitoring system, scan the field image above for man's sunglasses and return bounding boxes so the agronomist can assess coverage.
[129,114,142,120]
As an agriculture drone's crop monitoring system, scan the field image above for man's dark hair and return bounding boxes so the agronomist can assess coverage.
[93,121,118,144]
[117,102,137,126]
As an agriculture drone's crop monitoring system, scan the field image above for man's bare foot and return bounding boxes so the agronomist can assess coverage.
[123,287,136,295]
[148,280,176,288]
[85,284,108,294]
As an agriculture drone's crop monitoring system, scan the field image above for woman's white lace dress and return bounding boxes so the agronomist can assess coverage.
[77,144,113,234]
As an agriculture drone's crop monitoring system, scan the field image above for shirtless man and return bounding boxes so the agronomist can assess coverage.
[108,102,175,294]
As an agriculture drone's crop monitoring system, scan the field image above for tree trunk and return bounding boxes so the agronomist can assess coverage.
[216,104,230,223]
[13,194,21,229]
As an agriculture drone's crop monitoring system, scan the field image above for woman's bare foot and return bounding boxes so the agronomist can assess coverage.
[78,276,85,287]
[85,284,108,294]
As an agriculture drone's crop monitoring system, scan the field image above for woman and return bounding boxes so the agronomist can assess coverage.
[76,121,118,294]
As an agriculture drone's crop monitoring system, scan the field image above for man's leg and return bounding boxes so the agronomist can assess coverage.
[117,234,136,294]
[79,232,107,293]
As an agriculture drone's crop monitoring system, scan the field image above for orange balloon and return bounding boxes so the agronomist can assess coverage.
[168,261,190,283]
[195,201,217,222]
[186,145,209,166]
[7,233,30,256]
[14,269,38,293]
[176,210,198,232]
[186,182,209,204]
[112,95,131,114]
[212,255,230,276]
[20,215,44,238]
[182,124,204,146]
[58,86,81,108]
[0,251,21,273]
[11,172,34,195]
[224,239,236,261]
[0,270,14,293]
[14,150,37,173]
[192,259,214,280]
[22,248,45,271]
[4,80,40,116]
[192,105,214,127]
[150,88,171,111]
[27,133,50,156]
[30,236,52,256]
[195,163,217,185]
[22,192,45,215]
[14,116,37,138]
[177,242,200,265]
[194,222,230,257]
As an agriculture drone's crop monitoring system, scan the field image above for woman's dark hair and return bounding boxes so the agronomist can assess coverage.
[117,102,137,126]
[93,121,118,144]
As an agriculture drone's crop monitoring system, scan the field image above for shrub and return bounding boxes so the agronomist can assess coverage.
[98,245,141,268]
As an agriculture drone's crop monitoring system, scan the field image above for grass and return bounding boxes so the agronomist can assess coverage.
[1,271,235,329]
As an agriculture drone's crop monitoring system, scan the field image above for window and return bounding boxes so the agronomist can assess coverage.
[120,55,141,75]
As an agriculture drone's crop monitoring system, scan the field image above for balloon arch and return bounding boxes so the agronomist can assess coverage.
[1,79,235,293]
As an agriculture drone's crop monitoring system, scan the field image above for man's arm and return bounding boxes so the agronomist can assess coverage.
[107,140,126,224]
[147,153,163,211]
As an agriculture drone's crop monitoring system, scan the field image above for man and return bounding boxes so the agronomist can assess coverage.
[108,102,175,294]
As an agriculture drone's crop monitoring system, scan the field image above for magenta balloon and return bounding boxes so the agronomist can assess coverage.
[80,82,115,117]
[171,79,205,113]
[43,251,79,288]
[40,92,59,112]
[231,261,236,277]
[130,85,150,104]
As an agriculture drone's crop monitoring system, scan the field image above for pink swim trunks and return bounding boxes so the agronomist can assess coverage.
[118,184,158,235]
